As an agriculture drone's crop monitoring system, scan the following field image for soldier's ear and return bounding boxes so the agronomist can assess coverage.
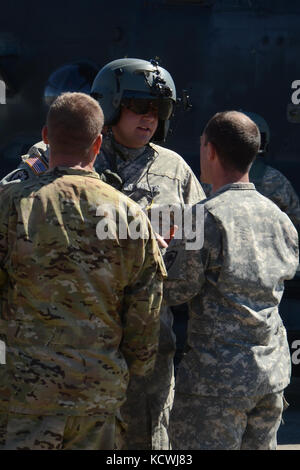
[42,126,49,144]
[93,134,102,155]
[207,141,216,162]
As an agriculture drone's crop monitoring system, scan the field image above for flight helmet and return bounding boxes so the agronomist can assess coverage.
[91,58,176,142]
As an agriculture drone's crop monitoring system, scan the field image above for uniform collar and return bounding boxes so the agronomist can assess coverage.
[214,182,256,195]
[102,133,148,162]
[46,166,101,179]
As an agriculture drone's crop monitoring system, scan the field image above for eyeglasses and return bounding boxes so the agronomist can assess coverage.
[121,98,174,120]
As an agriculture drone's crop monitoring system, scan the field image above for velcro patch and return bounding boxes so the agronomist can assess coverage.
[9,169,29,181]
[24,156,48,175]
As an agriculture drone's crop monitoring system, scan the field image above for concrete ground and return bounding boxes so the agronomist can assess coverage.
[277,377,300,450]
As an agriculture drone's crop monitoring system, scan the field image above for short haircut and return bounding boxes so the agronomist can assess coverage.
[203,111,261,173]
[46,92,104,156]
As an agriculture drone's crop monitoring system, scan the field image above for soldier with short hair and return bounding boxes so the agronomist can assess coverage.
[0,60,122,191]
[164,111,299,450]
[201,111,300,236]
[0,58,206,450]
[0,92,164,450]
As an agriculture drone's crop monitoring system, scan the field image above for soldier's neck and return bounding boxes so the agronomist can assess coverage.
[212,173,249,193]
[49,154,96,171]
[103,133,146,162]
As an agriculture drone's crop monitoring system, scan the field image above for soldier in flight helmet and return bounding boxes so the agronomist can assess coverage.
[0,57,205,449]
[91,57,176,143]
[91,57,206,450]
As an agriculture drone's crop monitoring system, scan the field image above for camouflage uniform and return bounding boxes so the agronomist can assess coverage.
[1,413,125,450]
[94,134,206,450]
[249,159,300,233]
[0,142,51,445]
[0,135,205,449]
[202,159,300,233]
[0,141,49,184]
[0,141,123,189]
[164,182,299,450]
[0,167,165,450]
[169,392,285,450]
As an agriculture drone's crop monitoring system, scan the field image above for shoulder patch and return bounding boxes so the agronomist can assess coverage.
[9,169,30,182]
[24,156,48,175]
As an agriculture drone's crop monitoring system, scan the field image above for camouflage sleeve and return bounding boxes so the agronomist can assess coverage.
[0,141,49,186]
[0,187,9,322]
[25,140,49,160]
[262,167,300,230]
[0,186,11,409]
[0,166,32,185]
[0,187,10,281]
[182,166,206,205]
[163,207,220,305]
[121,219,166,377]
[0,270,7,287]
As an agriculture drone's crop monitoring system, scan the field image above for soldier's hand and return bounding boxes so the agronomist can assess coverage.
[155,225,178,248]
[155,233,168,248]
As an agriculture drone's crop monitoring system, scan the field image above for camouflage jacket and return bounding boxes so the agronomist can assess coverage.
[202,159,300,232]
[1,136,206,217]
[0,141,50,184]
[1,136,206,379]
[95,135,206,218]
[250,160,300,232]
[0,167,165,416]
[95,135,206,384]
[0,140,123,189]
[164,183,299,397]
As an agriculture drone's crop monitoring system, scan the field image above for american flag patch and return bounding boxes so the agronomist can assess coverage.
[24,156,48,175]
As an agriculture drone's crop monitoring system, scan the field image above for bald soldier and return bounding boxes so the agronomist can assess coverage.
[164,111,299,450]
[0,92,165,450]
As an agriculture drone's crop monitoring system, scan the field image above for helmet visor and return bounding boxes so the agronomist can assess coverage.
[121,97,174,120]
